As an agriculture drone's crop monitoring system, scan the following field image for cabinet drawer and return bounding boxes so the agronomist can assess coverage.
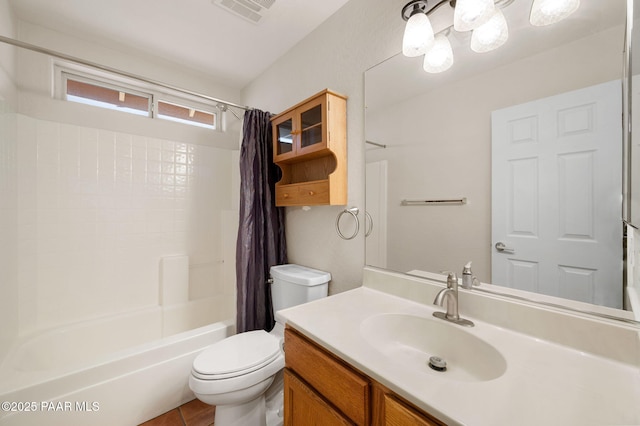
[276,181,330,206]
[284,369,352,426]
[285,328,370,425]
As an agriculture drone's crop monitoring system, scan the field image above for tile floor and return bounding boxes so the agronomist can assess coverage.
[139,399,215,426]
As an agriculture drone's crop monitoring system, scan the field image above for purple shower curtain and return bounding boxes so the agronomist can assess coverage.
[236,109,287,333]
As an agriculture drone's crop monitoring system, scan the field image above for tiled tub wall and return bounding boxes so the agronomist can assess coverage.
[0,106,18,360]
[13,114,236,335]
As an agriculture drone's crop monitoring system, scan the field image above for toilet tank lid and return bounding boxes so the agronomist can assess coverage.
[270,264,331,286]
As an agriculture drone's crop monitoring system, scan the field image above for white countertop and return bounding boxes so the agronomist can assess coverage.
[276,285,640,425]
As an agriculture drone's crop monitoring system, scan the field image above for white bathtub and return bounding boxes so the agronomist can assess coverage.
[0,301,234,425]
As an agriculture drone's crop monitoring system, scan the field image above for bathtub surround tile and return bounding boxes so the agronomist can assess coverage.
[160,255,190,306]
[0,109,19,360]
[12,114,236,335]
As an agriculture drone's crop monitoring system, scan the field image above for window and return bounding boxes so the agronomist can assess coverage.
[58,65,220,130]
[157,100,216,129]
[65,76,151,117]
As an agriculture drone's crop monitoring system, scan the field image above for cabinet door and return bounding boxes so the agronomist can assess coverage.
[284,369,353,426]
[384,394,442,426]
[273,112,297,162]
[285,328,370,425]
[296,95,327,157]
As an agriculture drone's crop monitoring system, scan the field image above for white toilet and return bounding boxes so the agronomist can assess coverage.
[189,264,331,426]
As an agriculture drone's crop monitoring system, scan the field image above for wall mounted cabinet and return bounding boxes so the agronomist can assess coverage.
[271,89,347,206]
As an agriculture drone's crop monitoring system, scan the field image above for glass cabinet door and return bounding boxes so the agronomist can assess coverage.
[300,104,323,149]
[275,117,294,157]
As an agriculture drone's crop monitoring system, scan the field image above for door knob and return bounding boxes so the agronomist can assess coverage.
[495,242,515,254]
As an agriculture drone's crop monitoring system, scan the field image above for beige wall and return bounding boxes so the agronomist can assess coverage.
[242,0,409,294]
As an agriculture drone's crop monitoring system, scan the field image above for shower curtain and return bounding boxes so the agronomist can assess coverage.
[236,109,287,333]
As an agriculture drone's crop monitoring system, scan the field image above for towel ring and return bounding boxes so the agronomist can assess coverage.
[364,211,373,237]
[336,207,360,240]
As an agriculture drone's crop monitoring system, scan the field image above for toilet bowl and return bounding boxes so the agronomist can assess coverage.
[189,264,331,426]
[189,326,285,425]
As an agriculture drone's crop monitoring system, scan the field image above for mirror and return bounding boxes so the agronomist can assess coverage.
[365,0,636,319]
[631,0,640,226]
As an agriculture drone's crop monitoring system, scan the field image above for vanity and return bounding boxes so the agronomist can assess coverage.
[283,326,444,425]
[277,267,640,425]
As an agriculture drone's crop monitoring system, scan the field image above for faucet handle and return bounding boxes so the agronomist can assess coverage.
[440,271,458,289]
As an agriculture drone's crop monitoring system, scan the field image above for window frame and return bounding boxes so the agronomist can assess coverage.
[54,61,221,131]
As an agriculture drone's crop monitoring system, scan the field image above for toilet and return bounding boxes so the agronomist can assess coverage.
[189,264,331,426]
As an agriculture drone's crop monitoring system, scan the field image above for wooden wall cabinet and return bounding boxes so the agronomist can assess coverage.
[284,326,446,426]
[271,89,347,207]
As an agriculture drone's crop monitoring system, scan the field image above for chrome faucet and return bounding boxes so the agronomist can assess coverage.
[433,272,474,327]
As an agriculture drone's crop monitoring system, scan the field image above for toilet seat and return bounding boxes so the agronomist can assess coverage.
[192,330,281,380]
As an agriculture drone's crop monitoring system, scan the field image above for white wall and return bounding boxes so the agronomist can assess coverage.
[242,0,409,294]
[16,20,241,109]
[366,26,624,282]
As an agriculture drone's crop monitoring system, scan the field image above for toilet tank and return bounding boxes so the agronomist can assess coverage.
[270,264,331,313]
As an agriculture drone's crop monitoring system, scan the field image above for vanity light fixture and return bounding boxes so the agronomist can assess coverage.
[529,0,580,26]
[402,0,435,57]
[424,33,454,73]
[453,0,495,32]
[470,7,509,53]
[401,0,580,73]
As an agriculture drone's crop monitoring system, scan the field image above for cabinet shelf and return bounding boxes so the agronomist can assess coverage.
[271,89,347,207]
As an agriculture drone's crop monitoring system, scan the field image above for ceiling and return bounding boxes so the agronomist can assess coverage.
[8,0,351,89]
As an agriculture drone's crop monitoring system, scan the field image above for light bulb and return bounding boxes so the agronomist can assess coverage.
[471,8,509,53]
[530,0,580,26]
[402,12,435,57]
[423,34,454,73]
[454,0,495,32]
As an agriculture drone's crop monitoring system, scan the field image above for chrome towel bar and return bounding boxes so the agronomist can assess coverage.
[401,198,467,206]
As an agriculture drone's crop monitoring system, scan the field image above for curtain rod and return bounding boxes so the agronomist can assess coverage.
[0,35,252,113]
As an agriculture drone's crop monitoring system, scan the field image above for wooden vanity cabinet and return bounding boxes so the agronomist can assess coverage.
[372,384,445,426]
[284,326,446,426]
[271,89,347,206]
[284,327,369,425]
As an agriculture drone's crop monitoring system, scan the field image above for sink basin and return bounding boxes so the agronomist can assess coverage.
[360,313,507,382]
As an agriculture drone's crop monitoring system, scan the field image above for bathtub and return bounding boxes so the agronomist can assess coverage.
[0,300,234,426]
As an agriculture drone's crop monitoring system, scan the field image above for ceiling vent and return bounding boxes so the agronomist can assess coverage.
[213,0,276,24]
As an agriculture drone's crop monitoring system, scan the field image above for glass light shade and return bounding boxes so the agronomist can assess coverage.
[402,12,435,57]
[530,0,580,26]
[454,0,495,32]
[423,34,454,73]
[471,8,509,53]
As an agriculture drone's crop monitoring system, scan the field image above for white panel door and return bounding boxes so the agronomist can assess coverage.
[492,80,622,308]
[365,160,388,268]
